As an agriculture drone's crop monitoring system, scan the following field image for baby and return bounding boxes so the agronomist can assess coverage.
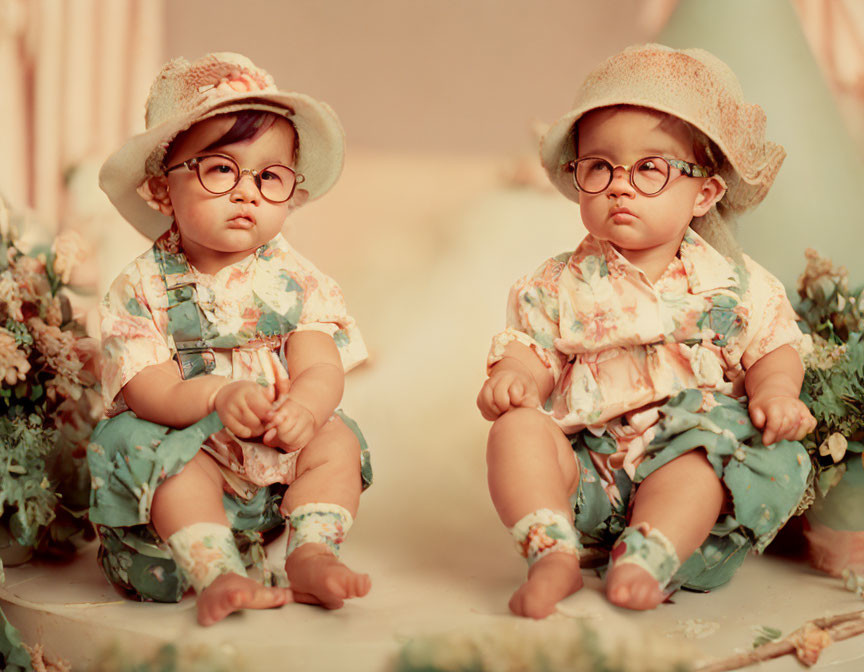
[478,44,816,618]
[88,53,372,625]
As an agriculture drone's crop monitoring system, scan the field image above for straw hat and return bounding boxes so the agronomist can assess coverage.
[540,43,785,214]
[100,52,345,240]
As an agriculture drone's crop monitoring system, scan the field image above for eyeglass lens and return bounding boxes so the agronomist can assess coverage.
[574,157,671,195]
[195,155,297,202]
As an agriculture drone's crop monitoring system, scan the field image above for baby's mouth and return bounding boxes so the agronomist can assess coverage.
[228,215,256,229]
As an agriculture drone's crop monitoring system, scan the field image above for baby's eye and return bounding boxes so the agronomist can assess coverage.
[587,160,609,172]
[205,162,235,175]
[260,170,283,184]
[638,160,660,172]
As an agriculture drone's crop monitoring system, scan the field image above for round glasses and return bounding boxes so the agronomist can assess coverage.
[568,156,712,197]
[165,154,305,203]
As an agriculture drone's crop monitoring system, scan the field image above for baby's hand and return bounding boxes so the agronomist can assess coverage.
[213,381,274,438]
[477,368,541,421]
[261,399,316,452]
[748,394,816,446]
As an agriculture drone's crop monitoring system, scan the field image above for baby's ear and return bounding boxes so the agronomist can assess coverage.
[692,175,727,217]
[286,188,309,213]
[137,176,174,216]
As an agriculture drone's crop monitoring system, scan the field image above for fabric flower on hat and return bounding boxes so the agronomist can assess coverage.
[205,73,265,97]
[100,51,345,240]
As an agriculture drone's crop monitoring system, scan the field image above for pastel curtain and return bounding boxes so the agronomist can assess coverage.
[0,0,164,233]
[793,0,864,155]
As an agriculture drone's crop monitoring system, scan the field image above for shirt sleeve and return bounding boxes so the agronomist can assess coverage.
[736,255,803,369]
[295,267,368,373]
[487,257,568,383]
[100,260,173,415]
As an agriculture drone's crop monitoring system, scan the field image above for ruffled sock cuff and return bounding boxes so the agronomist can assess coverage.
[166,522,246,594]
[286,502,354,557]
[509,508,581,566]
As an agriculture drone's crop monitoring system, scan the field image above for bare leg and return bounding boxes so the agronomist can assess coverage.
[151,451,292,626]
[606,450,724,610]
[282,417,370,609]
[486,407,582,619]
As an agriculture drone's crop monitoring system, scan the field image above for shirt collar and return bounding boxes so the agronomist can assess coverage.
[571,228,738,293]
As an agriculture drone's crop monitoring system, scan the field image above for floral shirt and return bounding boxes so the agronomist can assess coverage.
[488,228,801,467]
[100,231,367,417]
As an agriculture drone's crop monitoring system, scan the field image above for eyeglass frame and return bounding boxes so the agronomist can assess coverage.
[164,153,306,203]
[566,156,713,197]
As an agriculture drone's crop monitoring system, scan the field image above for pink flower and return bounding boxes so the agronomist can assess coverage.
[790,623,832,666]
[51,230,89,285]
[28,317,85,384]
[0,327,30,385]
[0,271,23,321]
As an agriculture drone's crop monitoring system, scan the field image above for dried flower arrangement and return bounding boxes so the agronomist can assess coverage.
[795,249,864,499]
[0,195,102,670]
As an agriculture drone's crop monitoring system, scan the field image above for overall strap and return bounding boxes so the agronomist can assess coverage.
[154,244,217,379]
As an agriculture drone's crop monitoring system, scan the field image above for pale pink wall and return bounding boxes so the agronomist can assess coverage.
[164,0,657,155]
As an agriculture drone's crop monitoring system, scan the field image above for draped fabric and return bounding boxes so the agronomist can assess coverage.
[793,0,864,155]
[0,0,164,233]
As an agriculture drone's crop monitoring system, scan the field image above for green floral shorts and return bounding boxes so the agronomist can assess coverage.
[569,389,811,592]
[88,410,371,602]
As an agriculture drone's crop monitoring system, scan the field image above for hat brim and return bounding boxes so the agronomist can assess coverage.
[540,99,784,211]
[100,90,345,240]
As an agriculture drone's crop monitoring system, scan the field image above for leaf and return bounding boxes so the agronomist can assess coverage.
[753,625,783,648]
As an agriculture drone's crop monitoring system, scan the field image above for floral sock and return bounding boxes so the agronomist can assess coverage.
[166,522,246,594]
[286,503,354,557]
[509,509,581,566]
[610,523,681,590]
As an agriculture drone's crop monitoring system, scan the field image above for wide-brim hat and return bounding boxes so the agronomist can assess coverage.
[100,52,345,240]
[540,43,785,214]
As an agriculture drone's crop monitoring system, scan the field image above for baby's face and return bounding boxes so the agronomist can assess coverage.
[575,106,720,263]
[163,115,301,270]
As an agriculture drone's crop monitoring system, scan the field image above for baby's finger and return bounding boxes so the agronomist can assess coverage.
[764,411,790,446]
[277,423,304,448]
[476,385,499,421]
[234,403,264,435]
[803,412,818,436]
[778,413,801,442]
[749,406,766,429]
[222,412,252,438]
[492,380,514,416]
[275,377,291,400]
[794,410,816,440]
[247,390,274,419]
[509,379,525,406]
[266,405,295,431]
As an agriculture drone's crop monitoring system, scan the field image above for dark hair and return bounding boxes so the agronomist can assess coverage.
[165,109,298,165]
[574,105,726,173]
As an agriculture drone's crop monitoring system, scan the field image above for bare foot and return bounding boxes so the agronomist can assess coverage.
[606,562,665,610]
[285,543,371,609]
[509,552,583,619]
[196,572,293,626]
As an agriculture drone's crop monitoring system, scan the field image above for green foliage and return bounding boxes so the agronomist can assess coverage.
[752,625,783,648]
[87,644,245,672]
[0,606,33,672]
[800,333,864,455]
[0,414,59,548]
[395,622,695,672]
[795,251,864,482]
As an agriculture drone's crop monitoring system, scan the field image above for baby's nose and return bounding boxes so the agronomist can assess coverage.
[607,167,635,197]
[230,172,259,202]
